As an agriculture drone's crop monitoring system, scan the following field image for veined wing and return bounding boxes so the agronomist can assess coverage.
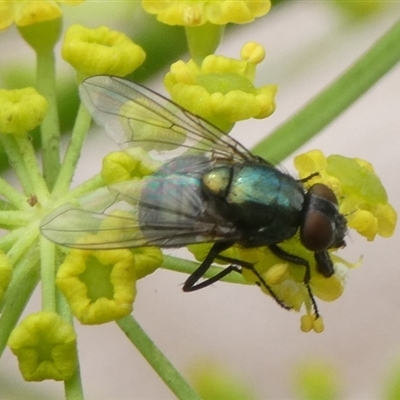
[41,175,239,250]
[79,75,258,163]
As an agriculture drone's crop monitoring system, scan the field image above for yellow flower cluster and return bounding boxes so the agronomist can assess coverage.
[142,0,271,26]
[294,150,397,241]
[165,42,277,130]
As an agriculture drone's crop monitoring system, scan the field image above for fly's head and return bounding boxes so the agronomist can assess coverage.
[300,183,347,277]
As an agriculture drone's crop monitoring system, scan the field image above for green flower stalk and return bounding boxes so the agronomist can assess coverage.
[0,250,12,301]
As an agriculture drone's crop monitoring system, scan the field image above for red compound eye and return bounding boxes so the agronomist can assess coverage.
[301,210,334,251]
[309,183,338,204]
[300,184,339,251]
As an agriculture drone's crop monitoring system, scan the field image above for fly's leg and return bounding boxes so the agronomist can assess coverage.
[216,253,292,311]
[299,172,319,183]
[268,244,320,319]
[314,250,334,277]
[183,241,236,291]
[183,242,294,312]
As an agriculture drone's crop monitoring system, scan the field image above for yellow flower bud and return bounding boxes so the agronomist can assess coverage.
[8,312,77,381]
[62,25,146,77]
[300,315,324,333]
[263,263,288,285]
[240,41,265,64]
[101,148,161,185]
[131,246,163,280]
[56,248,137,324]
[0,87,47,136]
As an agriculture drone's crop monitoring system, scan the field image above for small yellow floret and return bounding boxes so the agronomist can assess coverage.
[102,148,160,184]
[8,311,77,381]
[300,315,324,333]
[131,247,163,279]
[0,87,47,136]
[263,263,288,285]
[56,248,137,324]
[62,25,146,77]
[240,41,265,64]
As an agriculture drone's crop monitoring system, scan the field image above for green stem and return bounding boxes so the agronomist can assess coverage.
[0,199,13,211]
[186,23,225,63]
[0,177,30,210]
[64,363,84,400]
[37,48,61,189]
[15,136,49,202]
[6,222,39,265]
[52,103,92,197]
[252,18,400,162]
[0,250,40,356]
[0,228,25,252]
[67,174,105,199]
[117,315,202,400]
[0,136,34,195]
[0,211,31,228]
[40,237,56,312]
[162,255,250,285]
[59,297,84,400]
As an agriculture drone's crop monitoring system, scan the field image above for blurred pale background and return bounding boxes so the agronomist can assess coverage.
[0,1,399,399]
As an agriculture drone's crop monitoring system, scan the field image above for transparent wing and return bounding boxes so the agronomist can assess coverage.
[79,75,258,162]
[41,175,239,250]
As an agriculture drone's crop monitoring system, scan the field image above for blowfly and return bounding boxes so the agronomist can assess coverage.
[41,76,347,316]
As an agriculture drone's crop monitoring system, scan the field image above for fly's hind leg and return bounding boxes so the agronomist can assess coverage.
[183,241,237,291]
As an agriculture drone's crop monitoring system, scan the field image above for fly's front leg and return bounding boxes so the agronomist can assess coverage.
[314,250,334,277]
[268,244,320,319]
